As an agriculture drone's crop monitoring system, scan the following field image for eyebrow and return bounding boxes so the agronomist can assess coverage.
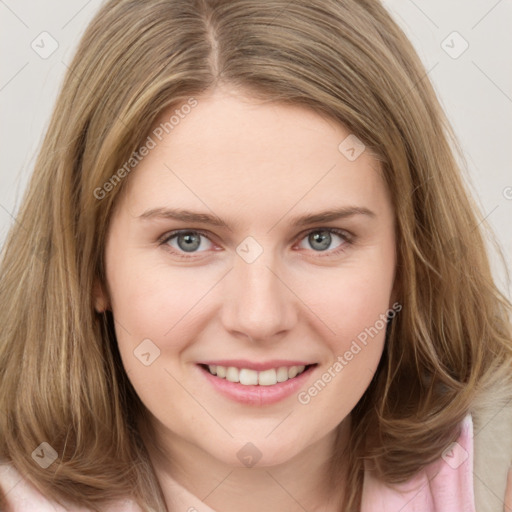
[138,206,376,229]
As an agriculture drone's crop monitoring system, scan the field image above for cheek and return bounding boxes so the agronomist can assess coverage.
[106,255,230,403]
[294,255,394,352]
[106,259,215,422]
[332,274,391,356]
[108,255,216,341]
[290,257,394,416]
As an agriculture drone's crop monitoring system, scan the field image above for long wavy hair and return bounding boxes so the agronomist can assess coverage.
[1,0,511,510]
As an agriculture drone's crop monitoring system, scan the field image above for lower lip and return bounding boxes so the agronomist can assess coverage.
[198,364,316,406]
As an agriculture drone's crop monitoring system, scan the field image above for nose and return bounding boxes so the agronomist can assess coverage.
[220,249,298,343]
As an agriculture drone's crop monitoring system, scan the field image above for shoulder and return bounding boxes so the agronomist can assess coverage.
[362,404,512,512]
[0,461,142,512]
[0,461,70,511]
[361,414,476,511]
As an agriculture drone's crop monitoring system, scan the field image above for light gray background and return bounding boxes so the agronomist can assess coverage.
[1,0,511,296]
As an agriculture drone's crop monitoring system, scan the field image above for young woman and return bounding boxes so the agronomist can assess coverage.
[1,0,511,511]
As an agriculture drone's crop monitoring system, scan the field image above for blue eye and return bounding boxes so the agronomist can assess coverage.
[162,230,213,253]
[297,229,350,253]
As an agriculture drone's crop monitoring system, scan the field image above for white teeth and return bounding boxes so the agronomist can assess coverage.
[206,364,309,386]
[239,368,258,385]
[276,367,289,382]
[258,369,277,386]
[226,367,239,383]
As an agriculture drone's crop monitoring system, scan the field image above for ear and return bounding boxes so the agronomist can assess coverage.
[93,278,110,313]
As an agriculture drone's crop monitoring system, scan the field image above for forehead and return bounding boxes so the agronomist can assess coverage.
[119,88,388,222]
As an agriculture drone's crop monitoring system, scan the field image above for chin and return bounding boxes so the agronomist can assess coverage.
[204,434,311,469]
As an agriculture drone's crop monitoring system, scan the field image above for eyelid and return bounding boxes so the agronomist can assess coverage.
[294,226,353,244]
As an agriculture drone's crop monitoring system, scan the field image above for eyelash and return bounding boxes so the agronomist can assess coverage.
[158,228,354,260]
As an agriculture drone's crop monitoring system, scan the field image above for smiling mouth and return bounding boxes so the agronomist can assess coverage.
[199,363,317,386]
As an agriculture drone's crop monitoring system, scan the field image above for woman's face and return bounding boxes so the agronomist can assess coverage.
[97,86,396,467]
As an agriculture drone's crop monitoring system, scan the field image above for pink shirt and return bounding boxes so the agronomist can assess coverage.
[361,414,475,511]
[0,414,474,511]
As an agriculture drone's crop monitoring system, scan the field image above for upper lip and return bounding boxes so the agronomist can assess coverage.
[197,359,315,371]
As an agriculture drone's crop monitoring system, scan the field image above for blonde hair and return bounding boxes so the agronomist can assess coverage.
[1,0,511,510]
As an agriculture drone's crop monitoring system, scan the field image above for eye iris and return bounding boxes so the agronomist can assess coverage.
[177,232,201,252]
[309,231,331,251]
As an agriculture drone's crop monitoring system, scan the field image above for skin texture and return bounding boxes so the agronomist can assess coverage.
[96,85,397,511]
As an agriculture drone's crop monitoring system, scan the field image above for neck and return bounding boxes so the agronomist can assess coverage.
[143,417,350,512]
